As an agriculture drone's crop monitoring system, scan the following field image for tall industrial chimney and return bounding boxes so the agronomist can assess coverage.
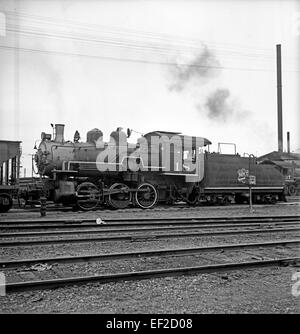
[276,44,283,152]
[287,131,290,154]
[54,124,65,143]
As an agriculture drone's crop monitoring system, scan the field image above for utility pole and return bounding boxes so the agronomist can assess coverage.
[248,155,255,213]
[239,153,256,213]
[276,44,283,153]
[287,131,290,153]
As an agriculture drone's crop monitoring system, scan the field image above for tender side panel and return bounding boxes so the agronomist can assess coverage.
[202,153,284,193]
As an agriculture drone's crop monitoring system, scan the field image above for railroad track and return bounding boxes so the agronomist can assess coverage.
[1,220,300,236]
[1,216,299,241]
[1,225,300,247]
[1,216,299,247]
[1,239,299,268]
[0,221,300,238]
[1,215,300,229]
[2,239,299,292]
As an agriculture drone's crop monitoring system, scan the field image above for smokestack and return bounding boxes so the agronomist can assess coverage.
[287,131,290,154]
[54,124,65,143]
[276,44,283,152]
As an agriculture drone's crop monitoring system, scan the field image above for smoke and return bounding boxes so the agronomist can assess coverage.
[167,45,247,122]
[204,88,232,120]
[168,45,221,92]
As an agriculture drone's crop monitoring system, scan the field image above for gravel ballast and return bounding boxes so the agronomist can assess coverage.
[0,266,299,313]
[0,201,299,314]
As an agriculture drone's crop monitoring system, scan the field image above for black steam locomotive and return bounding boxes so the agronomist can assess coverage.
[19,123,285,211]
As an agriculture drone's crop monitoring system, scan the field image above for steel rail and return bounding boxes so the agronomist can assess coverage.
[1,239,299,268]
[2,220,300,231]
[5,256,300,292]
[10,198,300,213]
[1,215,300,230]
[1,221,299,238]
[1,226,300,247]
[1,214,300,226]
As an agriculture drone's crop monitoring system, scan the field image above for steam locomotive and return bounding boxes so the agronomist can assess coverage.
[24,124,285,210]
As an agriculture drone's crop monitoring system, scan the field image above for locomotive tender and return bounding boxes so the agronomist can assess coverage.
[31,123,285,210]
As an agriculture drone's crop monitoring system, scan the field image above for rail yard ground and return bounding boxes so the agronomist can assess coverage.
[0,198,299,314]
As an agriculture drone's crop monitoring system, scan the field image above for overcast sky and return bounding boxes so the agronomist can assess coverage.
[0,0,299,176]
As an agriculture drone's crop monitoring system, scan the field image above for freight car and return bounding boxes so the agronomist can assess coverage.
[0,140,21,212]
[22,124,285,211]
[259,152,300,196]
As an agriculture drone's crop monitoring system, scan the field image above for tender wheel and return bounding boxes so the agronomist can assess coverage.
[108,183,132,209]
[0,193,13,213]
[17,191,27,209]
[17,197,27,209]
[135,183,158,209]
[76,182,100,211]
[288,185,296,196]
[220,195,232,205]
[284,185,289,196]
[235,194,247,204]
[186,191,199,206]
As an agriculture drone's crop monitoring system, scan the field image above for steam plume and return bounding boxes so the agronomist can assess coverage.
[169,45,221,91]
[167,45,248,122]
[205,88,232,120]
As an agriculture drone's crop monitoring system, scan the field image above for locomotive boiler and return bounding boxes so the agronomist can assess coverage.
[31,123,285,210]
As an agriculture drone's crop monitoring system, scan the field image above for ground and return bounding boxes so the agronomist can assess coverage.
[0,200,299,314]
[0,266,299,313]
